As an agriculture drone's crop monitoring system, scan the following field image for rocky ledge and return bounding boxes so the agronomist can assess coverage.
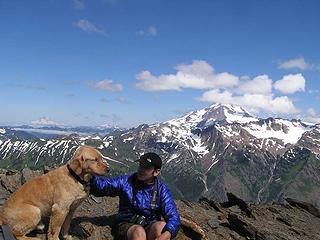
[1,168,320,240]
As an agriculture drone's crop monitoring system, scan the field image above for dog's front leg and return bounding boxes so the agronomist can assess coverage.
[48,203,68,240]
[60,207,77,240]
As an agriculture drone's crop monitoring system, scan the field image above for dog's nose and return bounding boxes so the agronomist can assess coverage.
[103,162,110,173]
[102,161,109,168]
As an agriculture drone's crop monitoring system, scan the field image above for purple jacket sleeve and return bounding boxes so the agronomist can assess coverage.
[160,184,181,238]
[90,175,125,197]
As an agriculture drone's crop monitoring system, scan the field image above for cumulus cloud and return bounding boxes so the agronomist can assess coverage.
[273,74,305,94]
[72,0,85,9]
[75,19,107,36]
[199,89,233,103]
[278,57,313,70]
[239,75,272,94]
[31,117,59,126]
[90,80,123,92]
[199,89,298,114]
[138,26,157,36]
[136,60,239,91]
[136,59,309,115]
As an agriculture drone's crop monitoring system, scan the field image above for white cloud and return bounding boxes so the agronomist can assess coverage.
[31,117,59,126]
[270,96,298,113]
[136,60,239,91]
[136,71,181,91]
[138,26,157,37]
[73,0,85,9]
[308,89,319,94]
[148,26,157,36]
[75,19,107,36]
[307,108,317,116]
[304,116,320,124]
[135,60,308,115]
[199,90,299,114]
[278,57,313,70]
[239,75,272,94]
[303,108,320,124]
[273,74,305,94]
[199,89,233,103]
[117,96,129,103]
[90,80,123,92]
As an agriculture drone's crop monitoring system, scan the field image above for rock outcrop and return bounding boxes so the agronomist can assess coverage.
[1,168,320,240]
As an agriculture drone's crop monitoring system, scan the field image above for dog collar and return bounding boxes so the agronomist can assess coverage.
[67,164,88,185]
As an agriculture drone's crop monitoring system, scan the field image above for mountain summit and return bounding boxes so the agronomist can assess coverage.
[166,103,258,130]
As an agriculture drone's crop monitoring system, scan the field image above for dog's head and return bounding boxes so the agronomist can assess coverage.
[69,146,110,176]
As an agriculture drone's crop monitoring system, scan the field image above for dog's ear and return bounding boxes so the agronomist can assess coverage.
[76,155,85,175]
[70,155,84,175]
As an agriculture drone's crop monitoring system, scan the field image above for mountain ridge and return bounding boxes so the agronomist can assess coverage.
[1,104,320,205]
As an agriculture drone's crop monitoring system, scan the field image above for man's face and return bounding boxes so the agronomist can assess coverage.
[137,164,160,182]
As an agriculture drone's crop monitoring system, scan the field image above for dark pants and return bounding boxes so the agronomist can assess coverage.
[116,221,153,240]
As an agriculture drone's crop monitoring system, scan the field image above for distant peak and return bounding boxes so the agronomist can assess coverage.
[198,103,257,126]
[208,103,251,114]
[99,123,119,129]
[166,103,258,129]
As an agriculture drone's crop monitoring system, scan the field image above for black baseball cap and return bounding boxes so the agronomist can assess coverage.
[135,152,162,169]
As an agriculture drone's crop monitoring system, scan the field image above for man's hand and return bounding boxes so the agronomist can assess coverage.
[155,231,171,240]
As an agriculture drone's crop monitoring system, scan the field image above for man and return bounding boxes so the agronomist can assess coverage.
[90,152,180,240]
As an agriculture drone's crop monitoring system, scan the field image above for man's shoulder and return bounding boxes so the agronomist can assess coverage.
[113,173,131,182]
[157,177,171,192]
[157,176,168,185]
[117,173,137,183]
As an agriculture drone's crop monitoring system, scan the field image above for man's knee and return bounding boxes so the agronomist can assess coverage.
[148,221,166,238]
[151,221,166,230]
[127,225,146,240]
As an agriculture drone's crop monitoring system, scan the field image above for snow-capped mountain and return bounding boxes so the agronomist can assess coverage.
[0,124,121,139]
[0,127,37,140]
[165,103,258,129]
[1,104,320,205]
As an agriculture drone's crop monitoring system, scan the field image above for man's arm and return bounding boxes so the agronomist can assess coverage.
[90,175,125,197]
[160,184,181,239]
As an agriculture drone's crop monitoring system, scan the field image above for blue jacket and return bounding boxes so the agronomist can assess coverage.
[90,173,180,238]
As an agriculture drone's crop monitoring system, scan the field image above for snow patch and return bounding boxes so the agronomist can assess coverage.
[167,153,180,164]
[91,136,101,140]
[190,134,209,156]
[224,108,258,124]
[243,119,309,144]
[123,137,134,142]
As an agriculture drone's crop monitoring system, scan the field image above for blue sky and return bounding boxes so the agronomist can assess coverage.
[0,0,319,127]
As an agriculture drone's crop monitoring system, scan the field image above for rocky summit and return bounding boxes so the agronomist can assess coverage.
[1,168,320,240]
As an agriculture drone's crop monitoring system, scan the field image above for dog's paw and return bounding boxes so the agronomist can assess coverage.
[63,235,73,240]
[35,222,45,233]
